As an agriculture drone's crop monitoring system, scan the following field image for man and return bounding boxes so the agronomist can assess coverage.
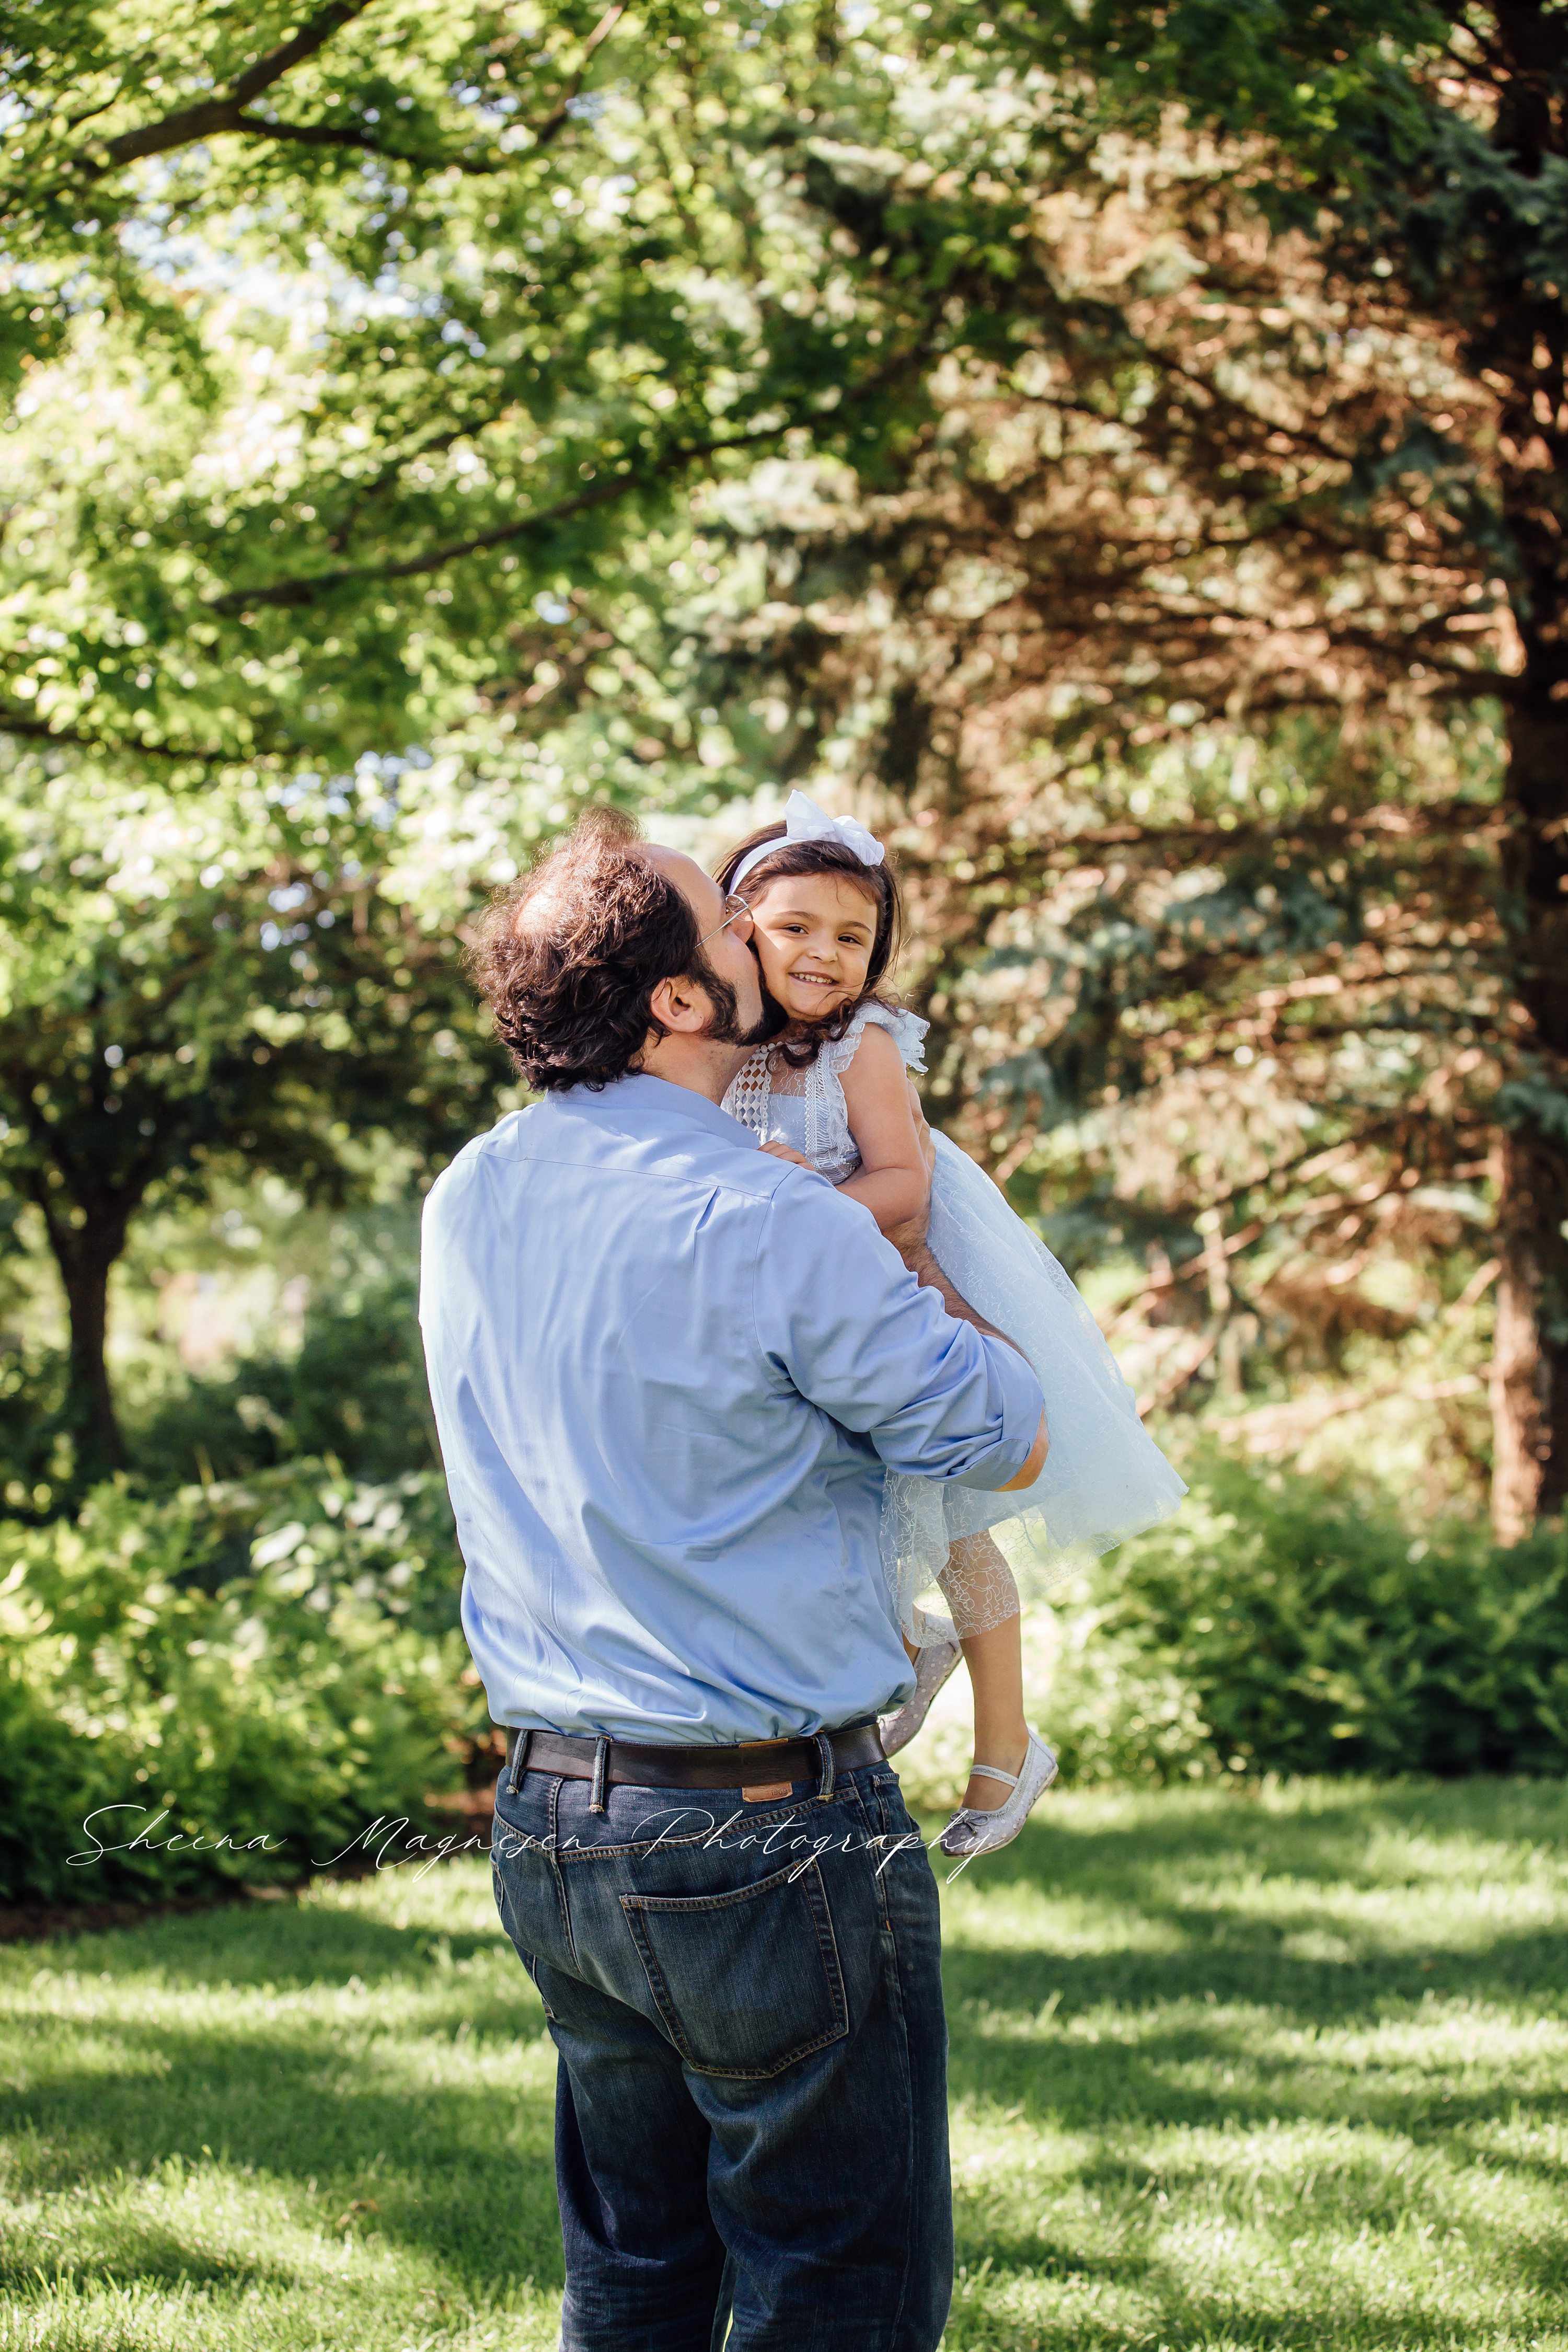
[420,810,1046,2352]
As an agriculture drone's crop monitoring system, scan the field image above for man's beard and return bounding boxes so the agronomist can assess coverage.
[693,951,771,1047]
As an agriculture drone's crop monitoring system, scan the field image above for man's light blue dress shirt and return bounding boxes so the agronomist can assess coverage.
[419,1074,1044,1744]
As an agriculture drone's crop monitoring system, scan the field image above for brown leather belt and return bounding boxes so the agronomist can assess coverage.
[503,1720,884,1797]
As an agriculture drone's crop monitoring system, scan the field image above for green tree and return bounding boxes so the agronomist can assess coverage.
[0,0,933,781]
[1002,0,1568,1537]
[632,0,1563,1533]
[0,759,501,1482]
[5,0,1563,1537]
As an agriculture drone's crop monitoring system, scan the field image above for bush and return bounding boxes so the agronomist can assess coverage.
[1046,1456,1568,1784]
[0,1464,486,1906]
[11,1451,1566,1903]
[126,1275,438,1488]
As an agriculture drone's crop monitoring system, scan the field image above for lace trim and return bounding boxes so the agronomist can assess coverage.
[723,1004,928,1169]
[724,1050,771,1138]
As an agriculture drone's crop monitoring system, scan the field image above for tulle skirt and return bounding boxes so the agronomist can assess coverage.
[883,1132,1186,1645]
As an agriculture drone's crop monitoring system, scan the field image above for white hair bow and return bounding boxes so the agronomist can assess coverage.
[730,791,885,893]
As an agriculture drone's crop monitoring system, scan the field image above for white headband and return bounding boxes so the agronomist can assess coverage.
[730,790,886,895]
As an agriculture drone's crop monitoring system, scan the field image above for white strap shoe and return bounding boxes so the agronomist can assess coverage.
[879,1627,963,1757]
[938,1730,1057,1858]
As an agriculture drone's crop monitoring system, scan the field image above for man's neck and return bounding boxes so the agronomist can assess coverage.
[635,1035,753,1104]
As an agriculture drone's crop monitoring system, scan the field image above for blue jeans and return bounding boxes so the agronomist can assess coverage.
[490,1748,952,2352]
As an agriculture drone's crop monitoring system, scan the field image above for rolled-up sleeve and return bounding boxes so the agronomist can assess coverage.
[753,1174,1044,1490]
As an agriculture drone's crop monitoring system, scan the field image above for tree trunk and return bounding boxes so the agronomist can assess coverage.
[42,1209,129,1484]
[1493,695,1568,1541]
[1491,1128,1568,1541]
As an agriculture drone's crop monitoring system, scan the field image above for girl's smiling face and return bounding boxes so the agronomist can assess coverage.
[745,869,881,1023]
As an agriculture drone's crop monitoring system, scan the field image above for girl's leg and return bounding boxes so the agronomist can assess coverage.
[959,1611,1029,1813]
[941,1532,1029,1814]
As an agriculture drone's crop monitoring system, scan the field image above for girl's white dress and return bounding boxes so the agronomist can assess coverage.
[722,1002,1186,1645]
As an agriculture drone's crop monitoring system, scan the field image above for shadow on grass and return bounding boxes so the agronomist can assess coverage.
[928,1783,1568,2215]
[930,1778,1568,2039]
[7,1780,1566,2336]
[19,1898,512,1992]
[2,1898,563,2295]
[940,1773,1568,1903]
[942,2286,1555,2352]
[9,2234,282,2296]
[1,2022,564,2295]
[941,1916,1568,2036]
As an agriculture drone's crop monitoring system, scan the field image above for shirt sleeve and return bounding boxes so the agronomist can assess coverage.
[751,1171,1043,1488]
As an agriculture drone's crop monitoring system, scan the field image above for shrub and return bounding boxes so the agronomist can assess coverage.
[11,1452,1566,1902]
[126,1275,437,1488]
[1042,1607,1221,1786]
[901,1462,1568,1805]
[885,1604,1220,1815]
[0,1465,485,1905]
[1044,1457,1568,1784]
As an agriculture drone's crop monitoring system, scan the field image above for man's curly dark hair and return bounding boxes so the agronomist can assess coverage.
[467,809,737,1091]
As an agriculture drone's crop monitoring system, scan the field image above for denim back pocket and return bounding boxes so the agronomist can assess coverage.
[620,1860,848,2080]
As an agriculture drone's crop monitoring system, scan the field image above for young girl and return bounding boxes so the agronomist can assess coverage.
[716,792,1186,1857]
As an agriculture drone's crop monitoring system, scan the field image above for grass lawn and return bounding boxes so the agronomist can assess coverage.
[2,1778,1566,2350]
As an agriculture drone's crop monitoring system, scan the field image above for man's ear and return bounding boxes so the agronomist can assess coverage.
[647,971,708,1036]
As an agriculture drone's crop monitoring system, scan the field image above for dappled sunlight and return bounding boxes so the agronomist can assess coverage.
[932,1785,1568,2349]
[4,1788,1566,2349]
[0,1859,560,2346]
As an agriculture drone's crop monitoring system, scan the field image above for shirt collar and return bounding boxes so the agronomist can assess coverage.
[560,1071,752,1147]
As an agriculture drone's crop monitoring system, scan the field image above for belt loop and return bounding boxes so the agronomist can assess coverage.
[506,1727,531,1796]
[814,1732,835,1803]
[589,1736,610,1815]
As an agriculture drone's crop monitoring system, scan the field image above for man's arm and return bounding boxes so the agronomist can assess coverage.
[753,1171,1045,1493]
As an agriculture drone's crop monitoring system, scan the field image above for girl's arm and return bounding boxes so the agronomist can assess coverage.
[844,1042,1038,1402]
[790,1037,1041,1457]
[836,1022,931,1235]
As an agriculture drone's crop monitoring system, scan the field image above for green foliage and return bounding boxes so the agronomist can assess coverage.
[0,763,499,1209]
[128,1272,436,1485]
[8,1432,1568,1917]
[7,0,1563,1518]
[1035,1608,1221,1790]
[1048,1457,1568,1785]
[0,0,955,779]
[0,1463,480,1906]
[0,757,507,1477]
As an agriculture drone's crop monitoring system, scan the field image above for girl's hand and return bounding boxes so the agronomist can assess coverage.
[760,1139,815,1170]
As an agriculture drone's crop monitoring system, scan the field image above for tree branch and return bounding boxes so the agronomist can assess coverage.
[325,409,513,551]
[69,2,376,177]
[55,0,628,189]
[209,419,800,614]
[529,3,628,150]
[0,709,241,765]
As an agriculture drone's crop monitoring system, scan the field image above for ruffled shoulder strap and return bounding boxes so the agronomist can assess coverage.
[839,1000,929,1075]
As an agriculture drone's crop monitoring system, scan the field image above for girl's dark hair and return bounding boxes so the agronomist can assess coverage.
[714,823,902,1067]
